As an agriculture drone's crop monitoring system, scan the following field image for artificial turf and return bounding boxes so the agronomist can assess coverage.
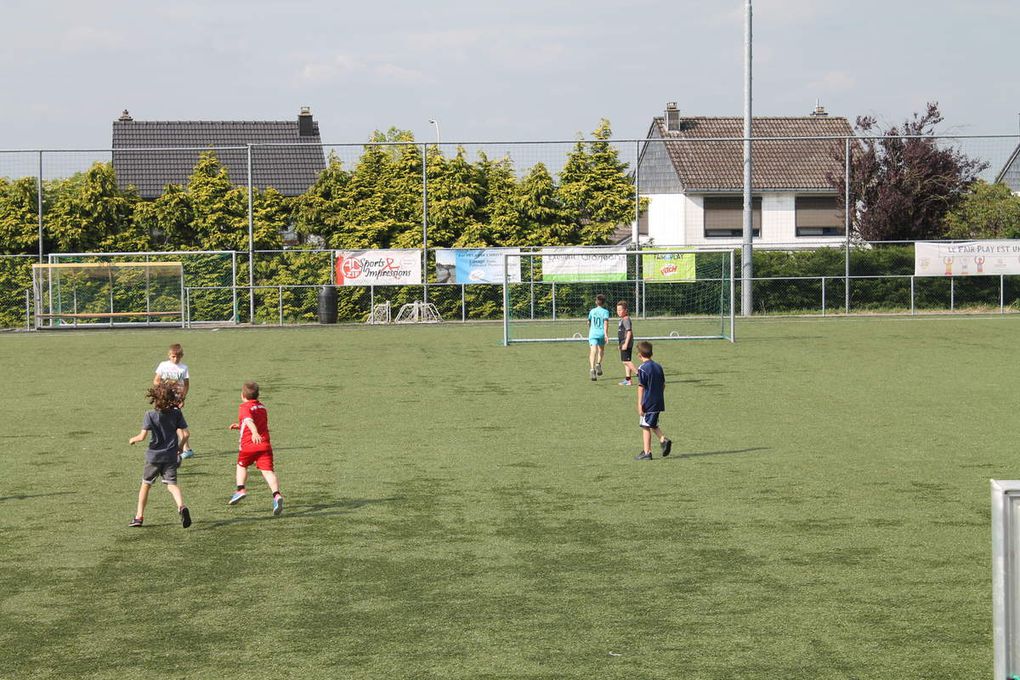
[0,316,1011,678]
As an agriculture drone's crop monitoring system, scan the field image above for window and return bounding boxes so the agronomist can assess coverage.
[703,197,761,238]
[796,196,844,236]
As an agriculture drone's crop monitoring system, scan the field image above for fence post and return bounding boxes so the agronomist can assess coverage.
[910,276,915,315]
[246,144,254,324]
[37,150,44,263]
[844,137,851,315]
[821,276,826,316]
[461,284,466,322]
[551,282,557,320]
[186,288,191,328]
[278,285,284,326]
[1000,274,1005,314]
[25,289,30,330]
[950,276,955,311]
[421,144,429,304]
[370,285,375,322]
[529,256,535,320]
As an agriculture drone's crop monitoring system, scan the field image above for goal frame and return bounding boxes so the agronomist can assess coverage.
[502,248,735,346]
[32,261,185,329]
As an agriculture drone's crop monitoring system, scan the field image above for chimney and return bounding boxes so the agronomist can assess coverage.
[810,100,828,117]
[665,102,680,132]
[298,106,314,137]
[118,109,133,122]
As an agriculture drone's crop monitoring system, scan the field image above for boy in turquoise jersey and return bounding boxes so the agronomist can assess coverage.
[587,294,610,381]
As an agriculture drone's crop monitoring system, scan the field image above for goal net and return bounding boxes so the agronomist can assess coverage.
[502,249,734,345]
[32,262,184,329]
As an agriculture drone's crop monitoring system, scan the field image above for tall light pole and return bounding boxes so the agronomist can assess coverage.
[741,0,753,317]
[428,119,441,145]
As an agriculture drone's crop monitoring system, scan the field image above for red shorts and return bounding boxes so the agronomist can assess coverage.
[238,448,274,471]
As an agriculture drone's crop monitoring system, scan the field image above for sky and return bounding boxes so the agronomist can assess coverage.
[0,0,1018,150]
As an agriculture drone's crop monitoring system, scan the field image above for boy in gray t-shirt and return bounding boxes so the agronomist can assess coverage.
[127,383,192,528]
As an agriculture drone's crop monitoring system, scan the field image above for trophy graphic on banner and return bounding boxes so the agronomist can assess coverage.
[975,256,985,274]
[943,257,954,276]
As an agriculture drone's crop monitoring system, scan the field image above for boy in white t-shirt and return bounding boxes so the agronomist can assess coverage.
[154,343,195,459]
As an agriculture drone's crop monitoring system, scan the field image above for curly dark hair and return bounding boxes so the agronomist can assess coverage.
[146,382,181,411]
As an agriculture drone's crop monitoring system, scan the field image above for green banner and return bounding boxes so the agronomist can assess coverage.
[642,251,696,282]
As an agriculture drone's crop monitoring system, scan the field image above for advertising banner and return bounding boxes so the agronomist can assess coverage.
[335,249,422,286]
[642,251,696,282]
[915,241,1020,277]
[540,247,628,282]
[435,248,521,284]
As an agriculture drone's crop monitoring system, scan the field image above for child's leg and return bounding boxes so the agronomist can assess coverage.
[260,470,281,495]
[624,360,637,378]
[236,463,249,489]
[166,483,185,510]
[135,482,151,519]
[641,426,652,453]
[651,426,667,443]
[589,344,597,369]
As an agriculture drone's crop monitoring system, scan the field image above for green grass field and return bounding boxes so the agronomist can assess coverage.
[1,316,1012,679]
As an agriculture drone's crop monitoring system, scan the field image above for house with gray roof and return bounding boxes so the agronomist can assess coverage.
[637,103,853,247]
[995,142,1020,194]
[112,108,326,199]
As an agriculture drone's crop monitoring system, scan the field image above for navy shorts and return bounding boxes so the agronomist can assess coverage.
[639,412,660,429]
[620,346,633,362]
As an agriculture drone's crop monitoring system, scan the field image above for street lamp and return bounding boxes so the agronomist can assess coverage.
[428,119,441,145]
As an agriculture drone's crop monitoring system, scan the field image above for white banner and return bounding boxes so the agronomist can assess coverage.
[335,249,422,286]
[915,241,1020,277]
[540,246,628,282]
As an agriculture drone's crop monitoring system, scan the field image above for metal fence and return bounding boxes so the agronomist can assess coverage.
[7,244,1020,330]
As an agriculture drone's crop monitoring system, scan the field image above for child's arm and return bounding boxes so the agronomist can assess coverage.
[623,327,633,350]
[180,378,190,401]
[234,417,263,443]
[636,385,645,415]
[176,428,189,454]
[128,429,149,445]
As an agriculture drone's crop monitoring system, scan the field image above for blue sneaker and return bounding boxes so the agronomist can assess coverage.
[228,490,247,505]
[180,449,194,459]
[634,451,652,461]
[272,495,284,516]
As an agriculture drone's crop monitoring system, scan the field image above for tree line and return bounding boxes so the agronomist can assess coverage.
[0,120,635,256]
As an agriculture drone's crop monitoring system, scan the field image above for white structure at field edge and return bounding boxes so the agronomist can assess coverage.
[634,103,854,248]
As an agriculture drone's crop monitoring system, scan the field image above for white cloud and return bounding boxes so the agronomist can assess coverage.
[298,54,365,83]
[809,70,857,93]
[297,54,427,84]
[60,25,125,52]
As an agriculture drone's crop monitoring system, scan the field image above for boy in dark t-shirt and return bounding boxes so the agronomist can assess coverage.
[634,341,672,461]
[127,382,192,527]
[616,301,637,386]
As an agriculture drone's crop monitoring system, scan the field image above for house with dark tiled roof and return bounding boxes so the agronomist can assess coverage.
[637,103,853,246]
[995,142,1020,194]
[112,108,326,199]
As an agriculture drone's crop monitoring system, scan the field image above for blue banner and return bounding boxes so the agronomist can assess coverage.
[435,249,521,284]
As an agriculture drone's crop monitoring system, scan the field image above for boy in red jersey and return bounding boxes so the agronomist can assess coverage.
[227,381,283,515]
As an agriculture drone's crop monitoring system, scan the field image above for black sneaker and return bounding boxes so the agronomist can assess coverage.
[590,369,597,381]
[129,517,143,527]
[179,506,192,529]
[634,451,652,461]
[661,439,672,457]
[595,363,603,376]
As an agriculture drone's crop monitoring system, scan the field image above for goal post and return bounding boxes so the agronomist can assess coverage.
[32,261,185,329]
[502,248,735,346]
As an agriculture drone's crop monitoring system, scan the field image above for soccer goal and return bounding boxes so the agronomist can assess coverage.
[32,262,185,329]
[502,248,735,345]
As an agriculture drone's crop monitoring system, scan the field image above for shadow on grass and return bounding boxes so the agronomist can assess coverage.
[668,447,770,460]
[198,496,402,530]
[0,491,76,502]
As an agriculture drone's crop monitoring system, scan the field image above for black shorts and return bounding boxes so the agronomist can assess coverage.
[620,346,633,362]
[142,460,179,485]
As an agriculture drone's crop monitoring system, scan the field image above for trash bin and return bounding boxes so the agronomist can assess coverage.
[317,285,338,324]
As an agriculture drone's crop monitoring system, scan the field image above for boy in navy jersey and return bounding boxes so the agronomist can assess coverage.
[634,341,672,460]
[227,381,283,515]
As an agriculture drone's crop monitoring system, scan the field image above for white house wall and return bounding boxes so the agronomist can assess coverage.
[642,191,846,248]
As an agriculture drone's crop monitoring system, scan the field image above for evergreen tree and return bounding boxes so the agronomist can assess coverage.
[46,163,143,251]
[557,119,635,244]
[0,177,39,254]
[516,163,570,245]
